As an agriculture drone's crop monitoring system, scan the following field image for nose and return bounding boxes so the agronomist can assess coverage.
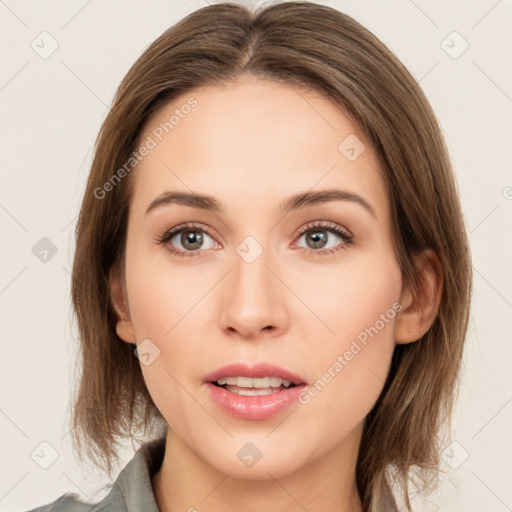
[217,245,289,339]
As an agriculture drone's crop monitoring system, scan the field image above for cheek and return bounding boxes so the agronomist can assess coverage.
[295,259,402,420]
[125,241,212,341]
[292,251,402,345]
[124,239,224,380]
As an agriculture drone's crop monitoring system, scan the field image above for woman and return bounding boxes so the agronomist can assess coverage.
[28,2,472,511]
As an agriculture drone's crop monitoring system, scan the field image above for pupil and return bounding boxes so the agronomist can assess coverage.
[181,231,203,250]
[308,230,327,249]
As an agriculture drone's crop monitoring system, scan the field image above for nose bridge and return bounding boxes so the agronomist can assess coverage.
[218,235,287,336]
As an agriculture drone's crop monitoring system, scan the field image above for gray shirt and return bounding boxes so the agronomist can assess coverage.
[27,436,399,511]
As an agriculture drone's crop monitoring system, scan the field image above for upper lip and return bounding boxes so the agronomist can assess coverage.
[204,362,307,386]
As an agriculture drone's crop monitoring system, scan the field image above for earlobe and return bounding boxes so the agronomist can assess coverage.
[115,319,137,345]
[395,249,443,345]
[109,265,136,344]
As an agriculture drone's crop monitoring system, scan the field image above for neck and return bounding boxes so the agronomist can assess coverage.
[152,425,363,512]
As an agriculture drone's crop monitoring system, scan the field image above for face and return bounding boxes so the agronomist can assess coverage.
[113,75,410,479]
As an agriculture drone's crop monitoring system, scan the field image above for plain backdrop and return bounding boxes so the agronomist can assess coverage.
[1,1,511,511]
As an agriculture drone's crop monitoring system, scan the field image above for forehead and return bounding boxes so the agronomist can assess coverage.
[130,76,388,221]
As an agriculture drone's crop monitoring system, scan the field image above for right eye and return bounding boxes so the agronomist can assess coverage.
[154,222,221,258]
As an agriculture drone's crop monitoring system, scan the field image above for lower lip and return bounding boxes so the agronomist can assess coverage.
[205,383,307,420]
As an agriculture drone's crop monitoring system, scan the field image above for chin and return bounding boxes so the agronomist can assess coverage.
[206,439,308,481]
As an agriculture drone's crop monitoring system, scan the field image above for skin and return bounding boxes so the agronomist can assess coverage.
[110,75,442,512]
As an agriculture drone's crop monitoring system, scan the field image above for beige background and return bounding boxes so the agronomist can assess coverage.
[1,0,511,510]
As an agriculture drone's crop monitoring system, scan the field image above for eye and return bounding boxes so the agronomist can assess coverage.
[294,220,354,256]
[154,222,220,258]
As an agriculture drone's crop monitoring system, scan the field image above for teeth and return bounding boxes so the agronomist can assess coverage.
[226,386,280,396]
[216,376,293,388]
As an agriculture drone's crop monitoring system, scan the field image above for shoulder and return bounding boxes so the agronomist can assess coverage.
[24,492,96,511]
[24,486,126,511]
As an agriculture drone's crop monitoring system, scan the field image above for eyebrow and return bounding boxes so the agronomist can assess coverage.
[145,189,376,219]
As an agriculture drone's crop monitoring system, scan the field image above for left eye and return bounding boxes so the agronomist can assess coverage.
[297,228,345,251]
[299,229,341,249]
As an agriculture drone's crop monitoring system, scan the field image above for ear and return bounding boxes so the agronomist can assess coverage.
[395,249,443,344]
[109,264,136,344]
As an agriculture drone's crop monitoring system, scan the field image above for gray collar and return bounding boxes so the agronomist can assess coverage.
[93,436,166,511]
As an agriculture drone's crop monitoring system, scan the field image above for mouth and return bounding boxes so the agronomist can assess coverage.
[203,361,307,412]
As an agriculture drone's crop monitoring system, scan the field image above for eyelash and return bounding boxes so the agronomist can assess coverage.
[154,220,355,259]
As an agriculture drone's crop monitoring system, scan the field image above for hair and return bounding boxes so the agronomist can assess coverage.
[69,2,472,510]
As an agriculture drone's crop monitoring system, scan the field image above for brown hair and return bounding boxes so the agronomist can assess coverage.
[70,2,472,510]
